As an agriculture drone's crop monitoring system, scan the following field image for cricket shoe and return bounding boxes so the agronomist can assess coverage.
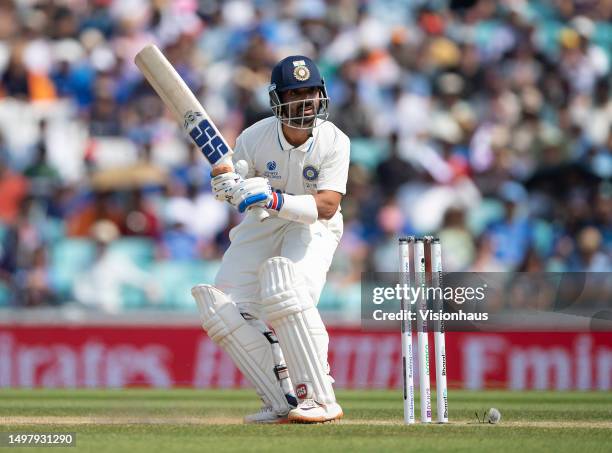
[288,399,343,424]
[243,406,290,424]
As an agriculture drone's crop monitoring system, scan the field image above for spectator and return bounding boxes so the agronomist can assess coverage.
[569,227,610,272]
[74,220,159,313]
[438,207,476,271]
[0,142,29,225]
[66,190,125,237]
[484,182,533,270]
[19,246,56,307]
[375,132,417,199]
[23,120,61,199]
[123,189,161,238]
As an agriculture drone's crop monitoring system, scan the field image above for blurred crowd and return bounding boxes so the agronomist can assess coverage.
[0,0,610,314]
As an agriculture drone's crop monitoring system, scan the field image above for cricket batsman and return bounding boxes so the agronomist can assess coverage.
[191,56,349,424]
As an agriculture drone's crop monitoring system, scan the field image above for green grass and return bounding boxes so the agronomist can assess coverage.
[0,389,610,452]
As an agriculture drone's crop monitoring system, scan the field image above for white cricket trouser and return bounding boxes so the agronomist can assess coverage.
[215,213,340,316]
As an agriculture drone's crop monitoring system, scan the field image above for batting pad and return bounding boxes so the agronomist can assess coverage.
[244,317,296,403]
[259,257,336,405]
[191,284,291,414]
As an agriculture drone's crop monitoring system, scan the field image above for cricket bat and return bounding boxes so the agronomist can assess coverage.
[134,44,267,220]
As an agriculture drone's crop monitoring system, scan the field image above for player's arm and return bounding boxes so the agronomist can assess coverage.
[234,132,349,223]
[313,190,342,220]
[257,190,340,223]
[311,132,349,220]
[232,186,341,223]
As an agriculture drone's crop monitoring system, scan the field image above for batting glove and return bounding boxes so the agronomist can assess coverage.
[230,177,278,213]
[211,171,242,203]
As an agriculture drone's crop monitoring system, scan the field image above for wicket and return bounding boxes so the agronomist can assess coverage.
[398,236,448,424]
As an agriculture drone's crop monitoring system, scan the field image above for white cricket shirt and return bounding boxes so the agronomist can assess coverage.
[232,116,350,238]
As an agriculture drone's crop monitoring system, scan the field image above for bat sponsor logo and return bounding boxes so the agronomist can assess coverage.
[441,352,446,376]
[183,110,203,128]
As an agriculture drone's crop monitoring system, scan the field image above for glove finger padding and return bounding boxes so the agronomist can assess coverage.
[231,177,271,209]
[211,171,241,202]
[235,177,270,195]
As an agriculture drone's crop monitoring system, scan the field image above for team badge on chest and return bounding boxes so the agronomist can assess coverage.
[303,165,319,181]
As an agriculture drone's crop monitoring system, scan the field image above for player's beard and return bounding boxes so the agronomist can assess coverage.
[286,98,318,129]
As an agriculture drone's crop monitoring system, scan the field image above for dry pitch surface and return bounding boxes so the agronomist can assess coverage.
[1,389,610,452]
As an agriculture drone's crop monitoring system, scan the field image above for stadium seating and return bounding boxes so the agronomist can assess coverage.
[148,260,221,310]
[467,199,505,236]
[0,281,10,307]
[349,139,390,170]
[50,239,97,298]
[108,237,156,269]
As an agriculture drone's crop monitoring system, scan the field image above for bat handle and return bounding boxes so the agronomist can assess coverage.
[252,207,270,221]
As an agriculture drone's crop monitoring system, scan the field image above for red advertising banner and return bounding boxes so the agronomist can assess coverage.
[0,326,610,390]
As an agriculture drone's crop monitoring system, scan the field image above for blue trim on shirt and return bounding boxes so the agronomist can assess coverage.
[306,138,314,153]
[276,120,316,152]
[276,126,284,150]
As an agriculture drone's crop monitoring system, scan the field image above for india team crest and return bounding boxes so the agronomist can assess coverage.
[292,60,310,82]
[303,165,319,181]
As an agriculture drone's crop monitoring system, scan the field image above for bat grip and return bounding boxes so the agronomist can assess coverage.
[252,207,270,221]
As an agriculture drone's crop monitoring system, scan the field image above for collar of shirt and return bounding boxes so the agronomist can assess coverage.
[276,120,318,153]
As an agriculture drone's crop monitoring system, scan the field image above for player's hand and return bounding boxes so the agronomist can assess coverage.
[230,177,273,213]
[211,171,242,202]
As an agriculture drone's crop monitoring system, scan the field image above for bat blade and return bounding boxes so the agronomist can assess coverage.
[134,44,268,219]
[134,44,232,168]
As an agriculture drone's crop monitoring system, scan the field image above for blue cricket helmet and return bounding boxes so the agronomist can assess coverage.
[270,55,325,92]
[268,55,329,129]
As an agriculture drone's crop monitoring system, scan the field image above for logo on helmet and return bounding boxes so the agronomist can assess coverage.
[292,60,310,82]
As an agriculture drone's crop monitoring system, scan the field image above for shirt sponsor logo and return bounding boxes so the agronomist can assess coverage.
[264,160,281,180]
